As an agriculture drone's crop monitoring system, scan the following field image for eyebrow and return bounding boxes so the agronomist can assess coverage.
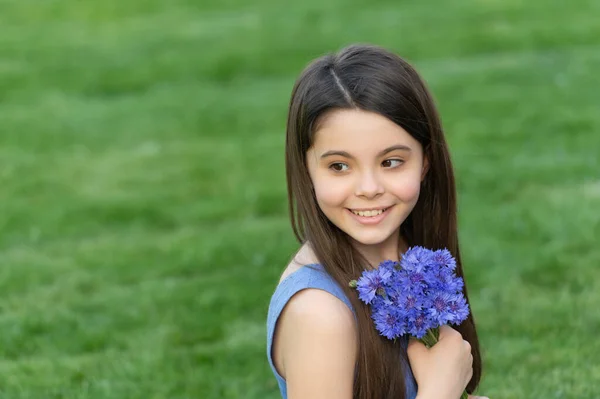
[320,144,412,159]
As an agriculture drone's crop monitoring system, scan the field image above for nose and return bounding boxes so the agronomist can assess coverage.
[355,170,384,199]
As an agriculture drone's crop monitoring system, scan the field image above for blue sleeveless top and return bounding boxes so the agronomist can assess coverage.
[266,263,417,399]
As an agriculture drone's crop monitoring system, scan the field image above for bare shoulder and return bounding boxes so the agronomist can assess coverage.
[278,242,320,283]
[280,288,356,330]
[273,288,357,398]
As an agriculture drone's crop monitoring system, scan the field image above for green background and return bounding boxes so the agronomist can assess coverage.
[1,0,599,398]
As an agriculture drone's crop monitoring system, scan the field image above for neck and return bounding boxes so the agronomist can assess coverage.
[352,231,407,267]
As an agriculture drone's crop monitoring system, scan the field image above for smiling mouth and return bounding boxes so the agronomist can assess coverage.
[349,207,390,217]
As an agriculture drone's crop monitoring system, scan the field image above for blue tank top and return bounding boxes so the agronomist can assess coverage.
[266,263,418,399]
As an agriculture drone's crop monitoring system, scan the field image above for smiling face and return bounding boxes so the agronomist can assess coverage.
[306,108,428,261]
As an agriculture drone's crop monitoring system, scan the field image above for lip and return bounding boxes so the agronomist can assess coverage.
[346,205,393,225]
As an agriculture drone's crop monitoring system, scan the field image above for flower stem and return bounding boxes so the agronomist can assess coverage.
[419,328,439,348]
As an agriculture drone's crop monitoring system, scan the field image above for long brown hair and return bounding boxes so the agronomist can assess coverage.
[285,44,482,398]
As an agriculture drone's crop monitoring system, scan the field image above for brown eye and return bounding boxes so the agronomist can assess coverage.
[329,162,349,172]
[382,159,403,168]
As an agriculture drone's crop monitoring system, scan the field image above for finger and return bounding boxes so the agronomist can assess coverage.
[463,339,472,352]
[438,324,453,337]
[438,325,458,340]
[406,338,428,361]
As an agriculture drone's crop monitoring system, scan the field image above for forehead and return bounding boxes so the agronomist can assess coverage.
[312,109,420,154]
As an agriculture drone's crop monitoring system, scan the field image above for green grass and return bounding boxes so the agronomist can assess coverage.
[1,0,599,397]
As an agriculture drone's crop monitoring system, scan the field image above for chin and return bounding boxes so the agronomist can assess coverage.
[346,231,395,247]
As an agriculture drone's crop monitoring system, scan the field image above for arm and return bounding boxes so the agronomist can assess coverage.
[275,288,357,399]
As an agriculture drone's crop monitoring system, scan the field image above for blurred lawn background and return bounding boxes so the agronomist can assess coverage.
[1,0,599,398]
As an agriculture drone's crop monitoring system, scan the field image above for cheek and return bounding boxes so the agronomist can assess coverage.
[313,178,349,208]
[391,176,422,202]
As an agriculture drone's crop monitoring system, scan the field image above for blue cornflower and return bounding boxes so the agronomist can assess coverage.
[378,259,399,273]
[428,291,456,325]
[426,267,464,293]
[431,248,457,271]
[396,269,428,295]
[407,310,434,339]
[400,246,433,273]
[447,295,470,325]
[397,292,426,324]
[372,306,406,340]
[371,291,393,312]
[356,267,391,304]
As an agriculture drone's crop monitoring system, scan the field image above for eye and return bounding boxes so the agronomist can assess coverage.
[382,159,404,168]
[329,162,349,172]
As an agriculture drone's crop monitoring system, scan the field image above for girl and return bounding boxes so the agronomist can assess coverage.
[266,44,485,399]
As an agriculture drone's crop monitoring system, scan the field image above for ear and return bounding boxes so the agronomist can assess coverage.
[421,155,430,182]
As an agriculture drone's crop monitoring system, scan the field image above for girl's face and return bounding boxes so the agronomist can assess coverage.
[306,109,428,258]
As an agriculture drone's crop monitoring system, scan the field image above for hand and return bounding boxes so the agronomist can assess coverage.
[468,396,489,399]
[407,325,473,399]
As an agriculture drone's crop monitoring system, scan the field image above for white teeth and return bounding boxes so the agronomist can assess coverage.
[352,209,385,217]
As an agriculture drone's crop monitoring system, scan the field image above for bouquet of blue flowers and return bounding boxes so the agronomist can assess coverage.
[349,246,470,399]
